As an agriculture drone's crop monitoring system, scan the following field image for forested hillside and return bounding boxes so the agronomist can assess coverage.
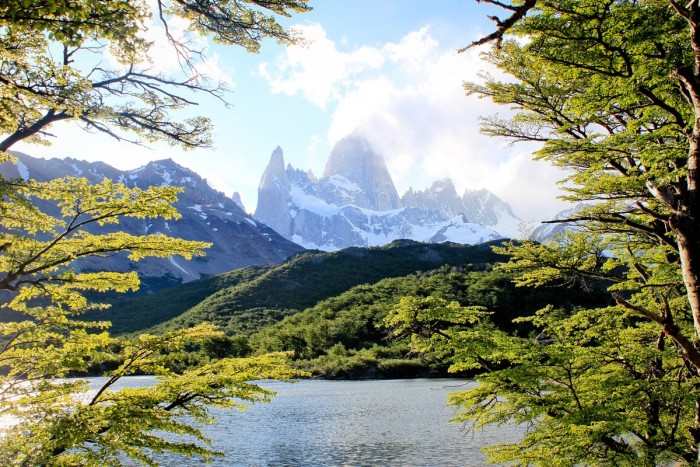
[91,239,610,379]
[94,240,508,334]
[246,266,609,378]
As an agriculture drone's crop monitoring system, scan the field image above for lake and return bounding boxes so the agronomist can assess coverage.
[105,377,521,466]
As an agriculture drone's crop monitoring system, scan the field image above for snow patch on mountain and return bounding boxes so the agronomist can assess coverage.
[255,133,515,251]
[430,215,501,244]
[169,256,192,276]
[289,185,342,217]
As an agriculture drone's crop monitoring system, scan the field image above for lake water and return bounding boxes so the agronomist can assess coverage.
[95,377,522,466]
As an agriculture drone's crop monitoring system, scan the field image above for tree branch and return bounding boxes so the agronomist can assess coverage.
[459,0,537,51]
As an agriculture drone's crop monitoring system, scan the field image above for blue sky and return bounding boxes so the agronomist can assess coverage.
[14,0,569,223]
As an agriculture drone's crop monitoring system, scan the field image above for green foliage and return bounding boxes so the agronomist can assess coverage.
[96,240,508,335]
[386,268,698,464]
[405,0,700,464]
[251,266,609,378]
[0,157,308,464]
[0,324,302,465]
[384,296,490,353]
[0,0,311,151]
[0,1,313,463]
[444,308,697,466]
[87,265,268,334]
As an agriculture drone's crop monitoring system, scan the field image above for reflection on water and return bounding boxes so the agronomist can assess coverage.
[83,377,521,466]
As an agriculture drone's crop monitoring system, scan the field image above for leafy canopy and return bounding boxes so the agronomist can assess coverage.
[0,0,311,151]
[387,1,700,465]
[0,0,310,464]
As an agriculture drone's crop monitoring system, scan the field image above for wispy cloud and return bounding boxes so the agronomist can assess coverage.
[257,23,384,109]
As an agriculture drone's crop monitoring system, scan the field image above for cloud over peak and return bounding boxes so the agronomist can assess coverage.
[258,23,570,222]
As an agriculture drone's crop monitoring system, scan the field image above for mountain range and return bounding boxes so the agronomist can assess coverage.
[1,152,304,290]
[254,132,523,251]
[4,131,528,288]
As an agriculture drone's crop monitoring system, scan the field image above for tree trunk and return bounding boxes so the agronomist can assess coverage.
[679,90,700,338]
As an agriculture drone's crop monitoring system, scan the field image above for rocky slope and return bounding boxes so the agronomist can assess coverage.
[254,132,522,250]
[3,152,304,290]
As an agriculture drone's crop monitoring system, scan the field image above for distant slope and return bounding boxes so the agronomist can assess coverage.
[96,240,510,335]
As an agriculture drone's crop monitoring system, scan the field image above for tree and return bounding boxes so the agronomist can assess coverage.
[0,0,310,464]
[466,0,700,360]
[0,0,311,151]
[0,160,305,465]
[387,1,700,465]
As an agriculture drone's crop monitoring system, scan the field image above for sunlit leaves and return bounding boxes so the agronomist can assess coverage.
[0,156,309,465]
[445,1,700,462]
[0,323,304,466]
[168,0,312,52]
[444,304,698,466]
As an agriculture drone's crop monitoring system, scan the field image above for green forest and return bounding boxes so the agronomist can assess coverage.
[91,241,609,380]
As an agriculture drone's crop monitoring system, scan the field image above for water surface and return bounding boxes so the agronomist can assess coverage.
[158,378,520,467]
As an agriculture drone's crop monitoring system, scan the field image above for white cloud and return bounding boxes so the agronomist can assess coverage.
[261,24,571,221]
[384,27,438,68]
[257,22,384,109]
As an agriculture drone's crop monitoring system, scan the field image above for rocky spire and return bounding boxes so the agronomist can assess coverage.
[231,192,245,211]
[258,146,287,190]
[254,146,292,237]
[322,131,401,211]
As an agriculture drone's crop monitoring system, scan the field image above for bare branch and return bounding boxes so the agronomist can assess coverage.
[459,0,537,51]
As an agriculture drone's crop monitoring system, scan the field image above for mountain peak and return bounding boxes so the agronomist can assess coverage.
[252,130,523,249]
[322,132,401,211]
[323,132,377,179]
[258,146,289,189]
[461,188,521,237]
[130,158,204,188]
[0,151,303,287]
[269,146,285,173]
[138,157,180,170]
[232,192,245,211]
[254,146,293,236]
[401,177,463,219]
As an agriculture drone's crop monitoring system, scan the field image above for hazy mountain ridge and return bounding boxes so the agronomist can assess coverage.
[254,132,522,250]
[3,152,304,290]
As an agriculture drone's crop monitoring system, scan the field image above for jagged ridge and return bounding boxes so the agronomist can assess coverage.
[254,132,522,250]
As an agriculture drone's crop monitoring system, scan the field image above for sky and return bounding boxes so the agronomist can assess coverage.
[13,0,571,223]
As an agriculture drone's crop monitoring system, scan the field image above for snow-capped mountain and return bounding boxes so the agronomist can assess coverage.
[401,180,522,238]
[3,152,304,290]
[254,132,520,251]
